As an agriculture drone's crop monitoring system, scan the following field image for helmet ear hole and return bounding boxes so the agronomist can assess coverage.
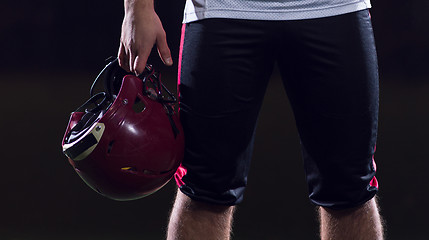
[107,140,115,154]
[132,98,146,113]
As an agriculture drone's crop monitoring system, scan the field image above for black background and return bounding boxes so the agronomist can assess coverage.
[0,0,428,239]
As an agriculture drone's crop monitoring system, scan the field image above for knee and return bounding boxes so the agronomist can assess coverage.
[176,191,234,215]
[320,196,378,218]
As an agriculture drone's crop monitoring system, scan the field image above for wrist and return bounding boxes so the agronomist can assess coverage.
[124,0,154,13]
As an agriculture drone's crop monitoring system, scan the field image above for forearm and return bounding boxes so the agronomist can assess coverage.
[123,0,156,28]
[124,0,154,13]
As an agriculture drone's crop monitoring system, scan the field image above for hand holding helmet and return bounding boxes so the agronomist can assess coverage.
[118,0,173,75]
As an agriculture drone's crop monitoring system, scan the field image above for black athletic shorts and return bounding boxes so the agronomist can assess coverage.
[174,9,379,210]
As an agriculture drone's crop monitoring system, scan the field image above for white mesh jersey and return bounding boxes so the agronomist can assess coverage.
[183,0,372,23]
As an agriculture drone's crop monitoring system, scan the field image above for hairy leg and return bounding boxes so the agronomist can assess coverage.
[319,197,384,240]
[167,190,235,240]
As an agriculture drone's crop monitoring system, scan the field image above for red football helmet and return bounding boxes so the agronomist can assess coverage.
[62,58,184,201]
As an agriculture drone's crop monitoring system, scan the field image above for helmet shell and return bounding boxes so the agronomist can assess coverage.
[62,75,184,200]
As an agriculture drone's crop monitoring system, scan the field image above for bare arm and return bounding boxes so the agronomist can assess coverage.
[118,0,173,75]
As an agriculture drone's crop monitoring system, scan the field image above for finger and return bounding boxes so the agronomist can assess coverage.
[118,44,130,72]
[134,49,151,75]
[156,34,173,66]
[129,50,137,75]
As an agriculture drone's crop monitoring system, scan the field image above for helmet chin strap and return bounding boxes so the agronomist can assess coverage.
[139,66,180,138]
[139,68,177,104]
[90,57,127,100]
[165,104,180,139]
